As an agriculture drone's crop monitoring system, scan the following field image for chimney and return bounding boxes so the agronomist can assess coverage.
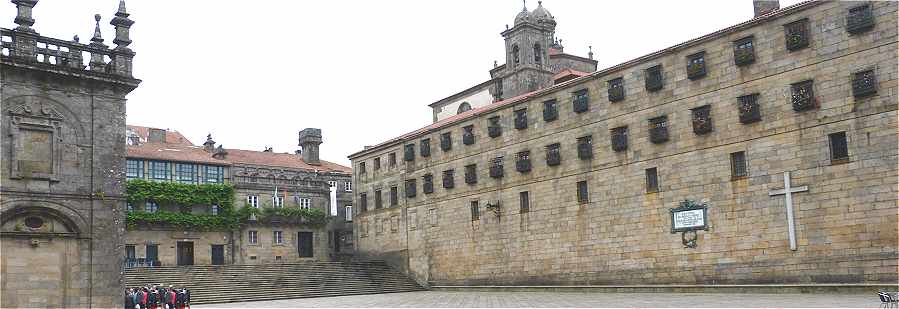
[298,128,323,165]
[753,0,779,17]
[148,128,166,143]
[263,146,273,153]
[203,134,215,152]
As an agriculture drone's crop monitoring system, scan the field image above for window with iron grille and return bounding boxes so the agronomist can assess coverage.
[375,189,383,209]
[611,126,628,152]
[546,143,561,166]
[470,201,479,221]
[440,132,452,151]
[390,186,398,206]
[785,18,809,51]
[519,191,530,213]
[405,179,417,198]
[577,135,593,159]
[465,164,478,184]
[420,138,431,157]
[738,93,761,124]
[359,193,367,212]
[733,36,755,66]
[388,153,396,167]
[576,181,588,204]
[443,169,455,189]
[463,125,475,145]
[488,116,502,138]
[516,150,531,173]
[847,4,874,34]
[649,116,669,144]
[490,157,504,178]
[126,159,143,179]
[730,151,747,179]
[828,131,849,163]
[645,167,659,193]
[573,89,589,113]
[404,144,415,161]
[374,157,381,170]
[423,174,434,194]
[543,99,558,122]
[791,80,815,112]
[691,105,713,135]
[514,108,528,130]
[686,52,706,80]
[645,65,663,92]
[149,161,170,181]
[852,69,877,98]
[608,77,625,102]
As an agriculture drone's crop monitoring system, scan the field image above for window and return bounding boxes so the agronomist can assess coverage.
[738,94,761,124]
[359,162,366,174]
[577,135,593,159]
[205,165,223,183]
[847,4,874,34]
[546,143,561,166]
[442,169,455,189]
[149,161,170,181]
[388,153,396,167]
[328,180,337,187]
[645,65,663,91]
[374,157,381,170]
[420,139,431,157]
[405,179,417,198]
[494,78,504,101]
[520,191,529,213]
[273,196,284,208]
[649,116,669,144]
[573,89,589,113]
[829,132,849,163]
[248,230,258,244]
[390,186,398,206]
[345,206,353,222]
[490,157,504,178]
[608,77,624,102]
[516,151,531,173]
[576,181,588,204]
[247,195,259,208]
[457,102,472,114]
[852,69,877,98]
[514,108,528,130]
[125,245,135,259]
[470,201,479,221]
[488,116,502,138]
[512,44,520,64]
[211,205,219,215]
[297,197,311,209]
[465,164,477,184]
[375,189,383,209]
[126,202,134,213]
[440,132,452,151]
[533,43,542,63]
[691,105,713,135]
[730,151,747,179]
[646,168,659,193]
[463,125,475,145]
[733,36,755,66]
[404,144,415,161]
[686,52,706,80]
[790,80,815,112]
[543,99,558,122]
[785,18,809,51]
[359,193,367,212]
[344,181,352,192]
[611,126,628,152]
[423,174,434,194]
[126,159,143,179]
[145,201,159,213]
[175,163,196,184]
[273,231,283,245]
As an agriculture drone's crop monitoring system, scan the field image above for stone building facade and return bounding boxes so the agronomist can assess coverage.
[124,126,354,266]
[0,1,139,308]
[350,1,898,287]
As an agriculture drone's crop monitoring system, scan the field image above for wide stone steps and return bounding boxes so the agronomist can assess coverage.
[125,261,424,304]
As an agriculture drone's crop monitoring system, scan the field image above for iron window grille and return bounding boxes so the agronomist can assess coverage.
[785,18,809,51]
[465,164,478,184]
[608,77,625,102]
[420,139,431,157]
[790,80,815,112]
[738,93,761,124]
[649,116,669,144]
[576,181,588,204]
[423,174,434,194]
[442,170,455,189]
[846,4,874,35]
[375,190,383,209]
[645,65,663,92]
[519,191,530,213]
[572,89,589,113]
[828,131,849,163]
[463,125,475,145]
[852,69,877,98]
[686,52,706,80]
[730,151,747,179]
[488,116,502,138]
[405,179,417,198]
[490,157,504,178]
[733,36,755,66]
[470,201,480,221]
[611,126,628,152]
[546,143,561,166]
[691,105,713,135]
[516,151,531,173]
[440,132,452,151]
[577,135,593,159]
[543,99,558,122]
[390,186,398,206]
[514,108,528,130]
[645,167,659,193]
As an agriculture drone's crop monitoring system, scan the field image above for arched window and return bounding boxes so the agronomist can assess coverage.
[534,43,542,64]
[457,102,472,114]
[512,44,520,64]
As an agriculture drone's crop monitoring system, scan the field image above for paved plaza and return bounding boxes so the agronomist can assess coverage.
[195,290,878,308]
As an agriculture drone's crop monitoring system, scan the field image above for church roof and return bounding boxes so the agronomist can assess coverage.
[127,125,194,146]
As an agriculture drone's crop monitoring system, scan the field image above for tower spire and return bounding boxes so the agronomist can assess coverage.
[522,0,527,11]
[110,0,135,50]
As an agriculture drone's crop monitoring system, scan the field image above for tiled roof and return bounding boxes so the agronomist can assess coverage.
[127,142,229,166]
[553,68,590,83]
[126,125,194,146]
[225,148,352,174]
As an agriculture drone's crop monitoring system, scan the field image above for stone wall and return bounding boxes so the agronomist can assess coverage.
[351,1,898,286]
[124,229,232,266]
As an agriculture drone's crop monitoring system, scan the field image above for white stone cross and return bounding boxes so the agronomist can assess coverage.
[768,171,809,251]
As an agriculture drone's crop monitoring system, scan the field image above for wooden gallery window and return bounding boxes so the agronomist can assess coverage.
[785,18,810,51]
[733,36,755,66]
[488,116,502,138]
[576,180,589,204]
[686,52,706,80]
[442,169,455,189]
[828,131,849,164]
[543,99,558,122]
[514,108,528,130]
[645,167,659,193]
[404,143,415,162]
[738,94,761,124]
[470,201,480,221]
[649,116,669,144]
[847,4,874,35]
[489,156,504,178]
[608,77,625,102]
[577,135,593,159]
[611,126,628,152]
[422,174,434,194]
[440,132,452,151]
[691,105,713,135]
[516,151,531,173]
[645,65,663,92]
[405,179,417,198]
[730,151,748,179]
[852,69,877,98]
[420,138,431,157]
[546,143,561,166]
[519,191,530,213]
[464,164,478,184]
[572,89,589,113]
[462,125,475,145]
[790,80,815,112]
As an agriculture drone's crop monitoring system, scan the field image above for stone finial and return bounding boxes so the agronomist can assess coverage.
[493,60,498,68]
[73,35,79,43]
[588,46,593,60]
[91,14,104,44]
[110,0,135,50]
[12,0,38,33]
[753,0,780,18]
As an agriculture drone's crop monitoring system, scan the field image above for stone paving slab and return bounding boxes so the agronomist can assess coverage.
[194,290,879,308]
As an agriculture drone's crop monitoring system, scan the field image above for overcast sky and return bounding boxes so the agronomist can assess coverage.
[4,0,803,166]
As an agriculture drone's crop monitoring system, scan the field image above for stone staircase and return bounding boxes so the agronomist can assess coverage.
[124,261,425,304]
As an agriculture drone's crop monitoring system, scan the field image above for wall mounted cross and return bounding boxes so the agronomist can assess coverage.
[768,171,809,251]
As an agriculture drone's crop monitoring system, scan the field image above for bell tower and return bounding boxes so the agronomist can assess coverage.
[495,1,556,100]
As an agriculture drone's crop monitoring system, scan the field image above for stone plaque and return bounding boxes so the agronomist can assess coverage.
[18,129,53,175]
[670,199,709,233]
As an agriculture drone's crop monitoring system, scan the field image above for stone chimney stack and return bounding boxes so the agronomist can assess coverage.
[753,0,780,17]
[203,134,215,152]
[298,128,323,165]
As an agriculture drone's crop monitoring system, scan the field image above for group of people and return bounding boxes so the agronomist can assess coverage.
[124,286,190,309]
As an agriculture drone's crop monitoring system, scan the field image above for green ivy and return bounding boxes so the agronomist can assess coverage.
[125,179,234,208]
[126,211,242,231]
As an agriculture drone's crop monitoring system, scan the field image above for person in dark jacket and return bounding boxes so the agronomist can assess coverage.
[184,289,190,309]
[131,288,140,309]
[125,288,134,309]
[175,289,184,309]
[148,288,157,309]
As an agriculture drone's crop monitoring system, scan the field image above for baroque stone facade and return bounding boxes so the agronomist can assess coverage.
[350,1,898,287]
[0,1,140,308]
